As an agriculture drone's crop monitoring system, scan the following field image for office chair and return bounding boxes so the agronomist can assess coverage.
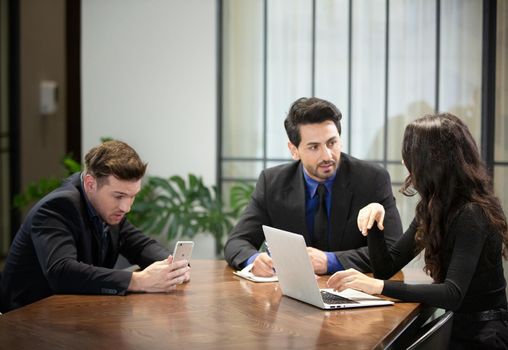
[406,311,454,350]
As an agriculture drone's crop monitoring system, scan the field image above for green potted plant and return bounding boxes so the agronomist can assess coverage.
[127,174,254,257]
[13,155,81,210]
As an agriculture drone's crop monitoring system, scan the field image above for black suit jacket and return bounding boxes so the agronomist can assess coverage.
[0,173,169,312]
[224,153,403,271]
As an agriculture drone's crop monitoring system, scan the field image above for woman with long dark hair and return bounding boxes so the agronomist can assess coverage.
[327,113,508,348]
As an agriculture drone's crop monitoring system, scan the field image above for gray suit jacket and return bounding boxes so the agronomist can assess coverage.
[224,153,403,272]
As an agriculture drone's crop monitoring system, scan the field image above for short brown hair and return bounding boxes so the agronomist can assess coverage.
[84,140,147,182]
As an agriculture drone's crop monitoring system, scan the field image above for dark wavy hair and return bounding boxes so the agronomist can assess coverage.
[84,140,147,185]
[284,97,342,147]
[400,113,508,282]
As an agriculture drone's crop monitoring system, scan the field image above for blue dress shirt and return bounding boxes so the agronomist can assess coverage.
[243,170,344,273]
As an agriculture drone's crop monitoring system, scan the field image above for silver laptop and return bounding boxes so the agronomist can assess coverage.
[262,225,394,310]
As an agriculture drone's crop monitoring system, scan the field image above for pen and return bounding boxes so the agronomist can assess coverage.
[263,241,271,256]
[263,241,276,273]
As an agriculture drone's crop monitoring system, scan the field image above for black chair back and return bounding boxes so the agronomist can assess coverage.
[406,311,454,350]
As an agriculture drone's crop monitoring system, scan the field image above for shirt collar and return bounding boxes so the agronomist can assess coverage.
[80,172,102,224]
[302,168,336,198]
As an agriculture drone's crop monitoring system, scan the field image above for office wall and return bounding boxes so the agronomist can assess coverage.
[82,0,217,182]
[82,0,217,257]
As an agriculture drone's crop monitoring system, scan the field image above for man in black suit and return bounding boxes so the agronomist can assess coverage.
[224,97,403,277]
[0,140,190,312]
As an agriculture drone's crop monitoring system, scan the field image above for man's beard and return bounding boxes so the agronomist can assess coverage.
[306,160,337,180]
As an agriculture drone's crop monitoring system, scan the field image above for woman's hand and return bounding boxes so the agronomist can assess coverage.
[357,203,385,236]
[327,268,384,295]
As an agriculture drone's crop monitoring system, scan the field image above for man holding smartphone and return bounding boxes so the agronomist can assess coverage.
[0,140,191,312]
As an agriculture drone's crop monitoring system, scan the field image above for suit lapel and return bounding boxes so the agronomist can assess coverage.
[329,155,353,249]
[281,163,309,244]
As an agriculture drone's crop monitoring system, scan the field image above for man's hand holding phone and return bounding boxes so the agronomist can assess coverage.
[127,256,191,293]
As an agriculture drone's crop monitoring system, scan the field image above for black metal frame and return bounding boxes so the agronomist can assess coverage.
[8,0,20,240]
[383,0,390,169]
[481,0,497,175]
[66,0,82,161]
[216,0,223,191]
[347,0,352,154]
[435,0,441,113]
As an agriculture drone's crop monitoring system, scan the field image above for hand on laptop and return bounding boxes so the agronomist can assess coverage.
[306,247,328,275]
[326,268,384,295]
[252,252,275,277]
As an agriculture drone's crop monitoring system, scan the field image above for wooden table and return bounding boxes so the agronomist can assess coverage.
[0,260,422,349]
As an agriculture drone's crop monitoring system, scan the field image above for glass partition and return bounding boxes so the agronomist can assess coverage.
[221,0,493,238]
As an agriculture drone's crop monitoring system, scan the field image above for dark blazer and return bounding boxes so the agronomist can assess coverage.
[0,173,169,312]
[224,153,403,271]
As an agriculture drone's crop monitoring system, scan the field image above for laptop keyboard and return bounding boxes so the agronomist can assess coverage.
[321,291,359,304]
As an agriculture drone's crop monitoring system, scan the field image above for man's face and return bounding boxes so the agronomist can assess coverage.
[83,174,141,225]
[288,120,341,182]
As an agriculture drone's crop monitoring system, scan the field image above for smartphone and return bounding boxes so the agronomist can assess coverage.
[172,241,194,263]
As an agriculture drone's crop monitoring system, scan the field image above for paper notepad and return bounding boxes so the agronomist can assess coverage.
[233,263,278,283]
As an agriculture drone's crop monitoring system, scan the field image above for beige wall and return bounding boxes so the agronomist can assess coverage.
[82,0,217,184]
[19,0,67,190]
